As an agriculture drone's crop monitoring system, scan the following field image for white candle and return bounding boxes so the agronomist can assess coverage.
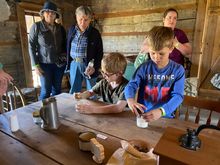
[10,114,19,132]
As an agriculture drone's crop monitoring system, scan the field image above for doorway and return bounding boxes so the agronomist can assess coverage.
[17,2,42,87]
[25,11,41,87]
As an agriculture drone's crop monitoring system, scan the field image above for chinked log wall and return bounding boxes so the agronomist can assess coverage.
[0,0,74,87]
[0,1,25,86]
[0,0,198,87]
[75,0,198,70]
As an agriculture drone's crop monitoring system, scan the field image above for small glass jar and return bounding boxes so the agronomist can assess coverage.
[136,115,148,128]
[32,110,42,124]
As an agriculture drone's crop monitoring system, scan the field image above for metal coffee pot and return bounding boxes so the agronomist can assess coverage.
[40,97,60,130]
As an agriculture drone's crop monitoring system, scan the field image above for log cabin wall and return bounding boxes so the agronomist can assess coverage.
[73,0,197,68]
[0,0,75,87]
[0,0,25,86]
[0,0,199,87]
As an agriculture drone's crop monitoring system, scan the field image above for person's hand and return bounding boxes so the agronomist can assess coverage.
[142,108,162,122]
[0,69,13,82]
[127,98,146,116]
[84,66,95,77]
[75,103,92,114]
[174,37,180,49]
[34,66,43,76]
[0,69,13,96]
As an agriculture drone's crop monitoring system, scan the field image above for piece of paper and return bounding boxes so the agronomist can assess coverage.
[97,134,107,140]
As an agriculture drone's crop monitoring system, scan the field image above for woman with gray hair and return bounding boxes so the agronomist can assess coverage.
[66,6,103,94]
[28,1,66,100]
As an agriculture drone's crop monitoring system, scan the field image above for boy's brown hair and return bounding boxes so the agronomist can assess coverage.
[146,26,174,51]
[101,52,127,74]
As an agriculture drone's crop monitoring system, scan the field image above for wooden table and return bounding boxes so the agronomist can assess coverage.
[0,93,219,164]
[153,127,220,165]
[0,130,58,165]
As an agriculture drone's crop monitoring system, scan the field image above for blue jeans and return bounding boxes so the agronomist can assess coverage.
[39,63,65,100]
[69,61,97,94]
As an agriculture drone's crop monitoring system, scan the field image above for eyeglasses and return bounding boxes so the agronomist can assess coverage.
[101,71,116,78]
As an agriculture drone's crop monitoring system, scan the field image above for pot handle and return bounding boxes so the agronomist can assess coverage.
[40,107,47,124]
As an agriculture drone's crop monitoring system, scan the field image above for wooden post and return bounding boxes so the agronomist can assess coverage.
[16,4,33,87]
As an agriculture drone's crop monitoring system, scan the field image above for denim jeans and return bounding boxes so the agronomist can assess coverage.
[69,61,97,94]
[39,63,65,100]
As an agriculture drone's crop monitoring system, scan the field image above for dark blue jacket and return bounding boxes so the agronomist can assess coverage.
[66,25,103,78]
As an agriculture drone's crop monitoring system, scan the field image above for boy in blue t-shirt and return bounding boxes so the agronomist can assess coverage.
[125,26,185,122]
